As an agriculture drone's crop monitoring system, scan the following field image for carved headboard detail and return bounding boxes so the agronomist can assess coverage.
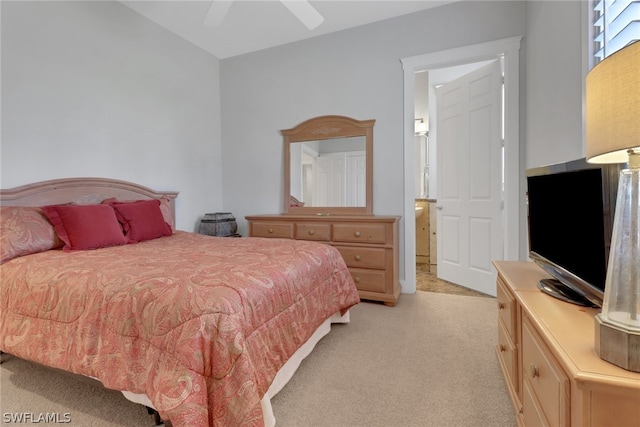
[0,177,179,224]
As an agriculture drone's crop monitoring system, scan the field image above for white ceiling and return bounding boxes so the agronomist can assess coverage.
[121,0,458,59]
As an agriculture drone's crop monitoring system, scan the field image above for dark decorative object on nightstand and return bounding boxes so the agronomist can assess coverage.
[199,212,240,237]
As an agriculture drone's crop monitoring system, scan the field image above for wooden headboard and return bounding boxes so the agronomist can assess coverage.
[0,177,179,223]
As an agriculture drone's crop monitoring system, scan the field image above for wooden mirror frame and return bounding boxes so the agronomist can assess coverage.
[283,115,374,215]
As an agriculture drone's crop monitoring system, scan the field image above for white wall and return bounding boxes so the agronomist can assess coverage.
[525,0,585,169]
[520,0,585,259]
[1,0,589,273]
[0,1,223,232]
[220,1,527,284]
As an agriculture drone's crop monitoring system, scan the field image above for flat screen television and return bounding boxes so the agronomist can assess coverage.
[525,158,624,307]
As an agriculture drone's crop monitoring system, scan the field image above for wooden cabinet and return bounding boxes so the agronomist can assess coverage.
[521,317,570,426]
[496,276,519,411]
[246,214,401,306]
[493,261,640,427]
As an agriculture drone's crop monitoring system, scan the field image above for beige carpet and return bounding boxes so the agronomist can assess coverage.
[1,292,515,427]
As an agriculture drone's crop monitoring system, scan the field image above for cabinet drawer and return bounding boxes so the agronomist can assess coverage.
[333,223,387,244]
[497,277,517,339]
[522,318,569,427]
[295,222,330,241]
[349,268,386,293]
[497,318,518,396]
[251,222,294,239]
[522,380,550,427]
[335,246,386,269]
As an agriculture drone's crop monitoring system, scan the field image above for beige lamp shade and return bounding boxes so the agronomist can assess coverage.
[586,41,640,164]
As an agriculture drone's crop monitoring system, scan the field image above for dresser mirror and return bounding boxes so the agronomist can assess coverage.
[283,115,374,215]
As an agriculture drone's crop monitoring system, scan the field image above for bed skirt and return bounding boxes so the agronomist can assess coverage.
[120,310,351,426]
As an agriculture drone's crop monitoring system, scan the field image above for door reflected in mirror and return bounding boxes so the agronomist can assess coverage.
[283,115,374,215]
[290,136,366,208]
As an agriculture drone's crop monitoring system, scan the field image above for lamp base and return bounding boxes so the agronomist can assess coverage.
[595,314,640,372]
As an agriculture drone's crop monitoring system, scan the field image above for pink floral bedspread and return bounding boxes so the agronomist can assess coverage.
[0,231,359,426]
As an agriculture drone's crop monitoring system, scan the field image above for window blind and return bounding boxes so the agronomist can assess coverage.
[591,0,640,65]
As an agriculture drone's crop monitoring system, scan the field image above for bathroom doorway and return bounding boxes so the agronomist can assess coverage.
[401,36,522,295]
[414,71,434,276]
[414,63,492,283]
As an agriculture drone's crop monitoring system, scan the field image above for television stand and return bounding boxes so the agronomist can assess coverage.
[537,278,599,308]
[494,261,640,427]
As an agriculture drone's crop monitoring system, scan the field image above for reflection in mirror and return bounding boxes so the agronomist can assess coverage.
[283,115,374,215]
[289,136,366,208]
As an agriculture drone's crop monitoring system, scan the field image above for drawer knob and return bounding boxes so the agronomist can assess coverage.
[530,364,540,378]
[268,228,274,233]
[355,255,361,261]
[308,230,315,235]
[354,231,361,237]
[355,276,361,283]
[499,344,506,352]
[498,302,505,310]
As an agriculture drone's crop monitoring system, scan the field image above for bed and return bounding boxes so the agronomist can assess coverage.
[0,177,360,427]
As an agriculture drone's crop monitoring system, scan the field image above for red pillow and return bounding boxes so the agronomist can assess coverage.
[42,204,127,251]
[108,199,172,243]
[102,197,175,231]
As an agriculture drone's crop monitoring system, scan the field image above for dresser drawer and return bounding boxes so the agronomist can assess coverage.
[246,214,400,306]
[335,246,386,269]
[333,223,387,244]
[522,380,550,427]
[349,268,386,293]
[497,277,517,340]
[250,222,294,239]
[497,318,518,397]
[295,222,331,241]
[522,317,569,427]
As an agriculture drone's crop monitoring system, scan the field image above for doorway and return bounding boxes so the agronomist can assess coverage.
[414,72,433,278]
[434,59,503,295]
[401,36,522,296]
[414,61,498,283]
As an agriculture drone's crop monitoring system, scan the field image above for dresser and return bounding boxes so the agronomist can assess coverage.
[493,261,640,427]
[246,214,401,306]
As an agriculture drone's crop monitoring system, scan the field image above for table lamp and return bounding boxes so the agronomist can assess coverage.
[586,40,640,372]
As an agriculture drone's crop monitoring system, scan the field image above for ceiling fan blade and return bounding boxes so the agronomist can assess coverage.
[280,0,324,30]
[204,0,234,27]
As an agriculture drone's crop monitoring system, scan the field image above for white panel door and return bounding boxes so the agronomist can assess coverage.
[314,155,345,206]
[346,154,366,206]
[435,60,503,296]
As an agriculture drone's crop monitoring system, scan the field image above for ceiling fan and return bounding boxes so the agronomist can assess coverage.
[204,0,324,30]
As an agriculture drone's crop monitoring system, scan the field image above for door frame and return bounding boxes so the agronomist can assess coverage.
[400,36,522,293]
